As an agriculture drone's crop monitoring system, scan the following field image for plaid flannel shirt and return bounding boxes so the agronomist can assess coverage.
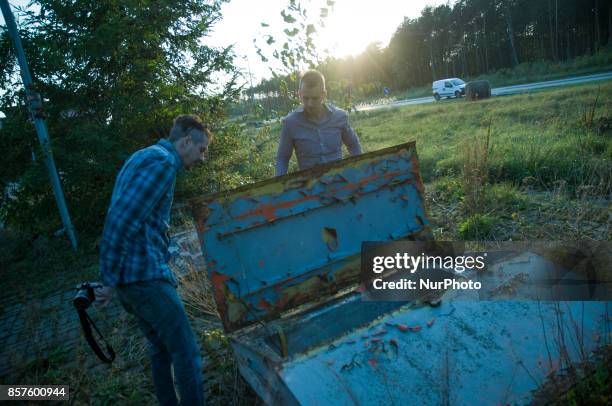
[99,139,182,287]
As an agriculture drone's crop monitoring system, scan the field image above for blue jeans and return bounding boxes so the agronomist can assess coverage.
[117,280,204,406]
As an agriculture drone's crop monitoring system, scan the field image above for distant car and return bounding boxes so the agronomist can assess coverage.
[432,78,466,101]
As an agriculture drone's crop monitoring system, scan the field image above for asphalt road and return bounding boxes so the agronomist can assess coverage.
[357,71,612,112]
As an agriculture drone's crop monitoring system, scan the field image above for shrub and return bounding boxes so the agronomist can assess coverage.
[484,183,527,211]
[434,177,464,200]
[458,214,496,239]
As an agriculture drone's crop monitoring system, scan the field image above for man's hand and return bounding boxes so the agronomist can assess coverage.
[94,286,115,308]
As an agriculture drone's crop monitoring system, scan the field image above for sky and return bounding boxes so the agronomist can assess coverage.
[2,0,449,88]
[0,0,32,24]
[208,0,448,84]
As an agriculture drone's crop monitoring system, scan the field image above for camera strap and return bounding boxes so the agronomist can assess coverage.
[77,308,116,363]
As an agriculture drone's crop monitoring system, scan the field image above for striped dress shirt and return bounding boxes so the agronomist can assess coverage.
[275,103,362,176]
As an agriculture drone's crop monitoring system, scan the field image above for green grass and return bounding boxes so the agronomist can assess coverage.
[458,214,496,239]
[14,314,159,405]
[471,48,612,88]
[531,345,612,405]
[350,81,611,192]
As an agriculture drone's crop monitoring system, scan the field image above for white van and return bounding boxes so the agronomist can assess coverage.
[432,78,466,101]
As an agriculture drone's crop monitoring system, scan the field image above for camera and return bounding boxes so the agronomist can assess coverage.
[72,281,116,363]
[73,282,103,310]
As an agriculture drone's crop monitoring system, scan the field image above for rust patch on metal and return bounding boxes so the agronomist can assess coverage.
[410,152,425,193]
[210,271,230,324]
[235,195,320,222]
[383,170,402,180]
[258,299,273,312]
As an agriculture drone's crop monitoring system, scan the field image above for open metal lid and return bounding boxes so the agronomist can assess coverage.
[190,141,431,332]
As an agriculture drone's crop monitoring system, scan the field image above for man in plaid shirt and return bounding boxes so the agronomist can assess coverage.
[96,114,210,405]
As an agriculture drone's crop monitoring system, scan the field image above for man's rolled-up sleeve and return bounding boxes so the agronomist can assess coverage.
[342,117,362,156]
[275,120,293,176]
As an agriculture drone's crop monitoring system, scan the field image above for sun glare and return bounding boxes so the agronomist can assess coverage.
[321,18,370,58]
[316,0,434,59]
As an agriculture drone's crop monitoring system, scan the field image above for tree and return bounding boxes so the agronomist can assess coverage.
[253,0,333,115]
[0,0,241,237]
[242,0,610,118]
[499,0,520,67]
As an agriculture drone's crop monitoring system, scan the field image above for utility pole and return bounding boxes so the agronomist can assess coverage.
[1,0,78,250]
